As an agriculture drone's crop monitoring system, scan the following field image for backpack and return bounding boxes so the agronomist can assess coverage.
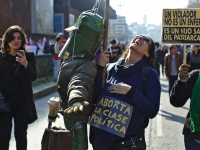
[49,43,55,55]
[107,63,150,129]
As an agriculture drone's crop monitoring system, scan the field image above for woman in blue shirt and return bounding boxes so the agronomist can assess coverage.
[90,35,161,150]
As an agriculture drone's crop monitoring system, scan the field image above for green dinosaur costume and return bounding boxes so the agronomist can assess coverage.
[57,11,104,150]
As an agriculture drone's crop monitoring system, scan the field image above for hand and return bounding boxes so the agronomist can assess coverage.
[16,51,28,69]
[97,51,109,67]
[64,101,89,114]
[178,64,191,80]
[166,76,169,80]
[107,83,131,95]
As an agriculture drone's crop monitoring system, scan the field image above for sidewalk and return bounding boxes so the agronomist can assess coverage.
[32,81,58,100]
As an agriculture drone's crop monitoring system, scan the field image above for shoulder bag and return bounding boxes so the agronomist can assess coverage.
[0,62,20,112]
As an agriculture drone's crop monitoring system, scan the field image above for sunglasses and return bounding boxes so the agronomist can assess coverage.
[134,35,151,45]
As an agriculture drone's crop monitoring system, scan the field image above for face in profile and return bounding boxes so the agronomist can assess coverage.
[8,32,22,51]
[129,35,150,58]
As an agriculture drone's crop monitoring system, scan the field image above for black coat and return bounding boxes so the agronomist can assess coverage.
[0,52,38,124]
[170,70,200,140]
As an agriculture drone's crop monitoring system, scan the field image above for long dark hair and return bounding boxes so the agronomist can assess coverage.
[120,37,156,69]
[1,25,28,53]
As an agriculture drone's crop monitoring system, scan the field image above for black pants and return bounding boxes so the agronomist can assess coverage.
[184,136,200,150]
[0,111,28,150]
[169,75,178,95]
[161,62,164,77]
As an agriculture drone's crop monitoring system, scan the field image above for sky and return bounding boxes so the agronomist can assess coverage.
[110,0,189,25]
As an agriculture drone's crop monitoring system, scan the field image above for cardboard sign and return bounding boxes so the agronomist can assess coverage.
[89,95,133,138]
[162,9,200,44]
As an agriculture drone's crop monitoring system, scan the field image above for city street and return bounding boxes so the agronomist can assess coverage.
[9,78,189,150]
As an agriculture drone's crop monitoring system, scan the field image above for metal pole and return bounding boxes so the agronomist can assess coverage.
[102,0,110,88]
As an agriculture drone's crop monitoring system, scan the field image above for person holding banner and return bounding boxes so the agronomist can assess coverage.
[170,64,200,150]
[90,35,161,150]
[164,45,183,95]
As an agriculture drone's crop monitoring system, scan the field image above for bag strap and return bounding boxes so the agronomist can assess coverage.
[106,63,116,75]
[142,65,150,97]
[142,65,151,129]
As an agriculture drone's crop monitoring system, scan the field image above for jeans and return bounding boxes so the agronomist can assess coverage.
[169,75,178,95]
[53,59,61,80]
[0,111,28,150]
[184,136,200,150]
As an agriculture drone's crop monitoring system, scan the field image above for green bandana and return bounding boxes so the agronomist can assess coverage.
[190,73,200,133]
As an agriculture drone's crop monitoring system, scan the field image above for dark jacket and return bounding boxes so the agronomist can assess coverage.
[57,52,97,123]
[164,52,183,77]
[0,52,37,124]
[186,50,200,72]
[91,58,161,147]
[170,69,200,140]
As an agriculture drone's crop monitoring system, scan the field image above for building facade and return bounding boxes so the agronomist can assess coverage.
[0,0,116,42]
[109,15,131,42]
[188,0,200,5]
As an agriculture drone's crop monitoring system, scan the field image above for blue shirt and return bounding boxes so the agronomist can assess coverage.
[91,58,161,147]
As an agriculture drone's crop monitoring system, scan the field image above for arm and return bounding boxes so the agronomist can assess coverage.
[130,69,161,118]
[54,43,60,54]
[67,61,97,106]
[93,51,109,103]
[164,55,169,77]
[93,65,104,103]
[24,52,37,81]
[170,70,199,107]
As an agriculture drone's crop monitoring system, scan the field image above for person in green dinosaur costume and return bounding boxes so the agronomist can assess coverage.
[56,11,104,150]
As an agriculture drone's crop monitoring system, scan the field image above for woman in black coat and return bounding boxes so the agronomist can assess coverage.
[0,25,37,150]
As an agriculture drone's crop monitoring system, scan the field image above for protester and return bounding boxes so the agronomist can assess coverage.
[170,64,200,150]
[90,35,161,150]
[164,45,183,95]
[155,42,161,78]
[108,39,122,63]
[57,33,66,50]
[186,45,200,72]
[0,25,37,150]
[177,45,184,57]
[43,41,50,54]
[160,44,168,78]
[56,11,105,150]
[52,36,62,82]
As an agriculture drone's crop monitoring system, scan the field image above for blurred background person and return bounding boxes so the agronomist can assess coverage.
[52,36,62,82]
[43,41,50,54]
[164,45,183,95]
[108,39,122,63]
[160,44,168,78]
[177,45,184,57]
[155,42,161,79]
[186,45,200,72]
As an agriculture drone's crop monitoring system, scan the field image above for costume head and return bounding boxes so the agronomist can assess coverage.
[59,12,104,59]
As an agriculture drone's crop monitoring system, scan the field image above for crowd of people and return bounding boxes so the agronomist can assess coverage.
[0,24,200,150]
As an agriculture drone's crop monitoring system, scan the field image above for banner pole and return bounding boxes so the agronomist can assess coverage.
[102,0,110,89]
